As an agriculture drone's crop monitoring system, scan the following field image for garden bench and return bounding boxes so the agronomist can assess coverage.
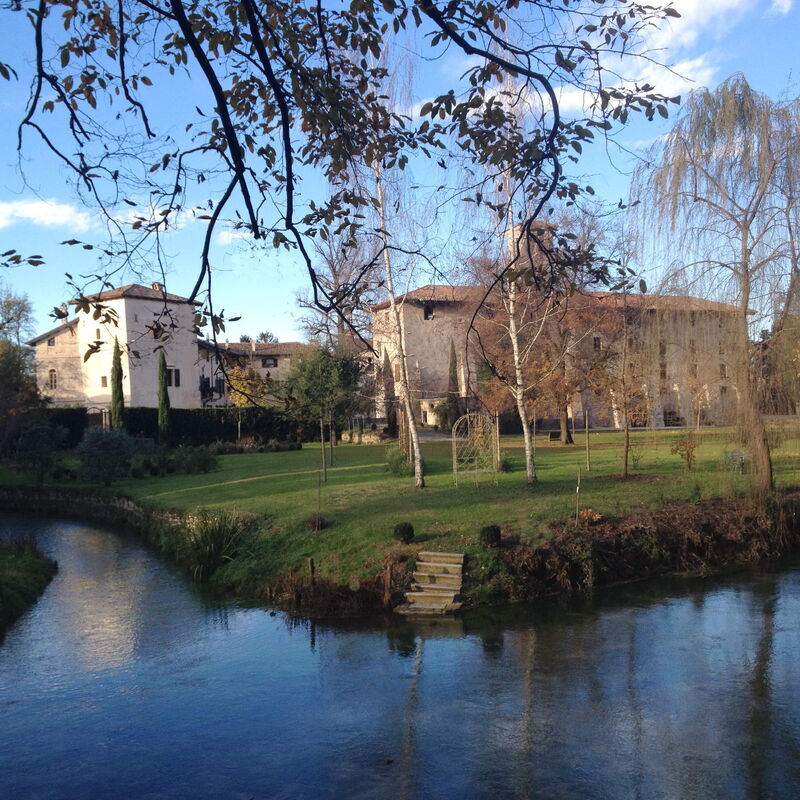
[548,431,560,443]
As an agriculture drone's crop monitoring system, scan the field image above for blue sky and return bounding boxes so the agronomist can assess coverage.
[0,0,797,343]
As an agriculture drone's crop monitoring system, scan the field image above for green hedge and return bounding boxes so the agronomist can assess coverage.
[38,407,88,448]
[121,406,305,446]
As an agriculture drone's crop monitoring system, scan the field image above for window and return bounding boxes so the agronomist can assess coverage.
[690,311,696,326]
[659,341,666,357]
[689,363,698,379]
[688,339,696,355]
[47,337,55,347]
[423,304,434,321]
[48,369,57,390]
[95,328,101,341]
[720,385,728,396]
[593,336,601,352]
[101,376,108,388]
[660,363,667,380]
[262,356,278,368]
[719,363,728,380]
[214,377,226,396]
[166,368,181,388]
[393,363,400,381]
[134,314,139,322]
[719,341,725,355]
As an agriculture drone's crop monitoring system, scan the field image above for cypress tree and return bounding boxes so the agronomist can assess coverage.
[110,338,124,430]
[157,349,171,442]
[444,339,462,428]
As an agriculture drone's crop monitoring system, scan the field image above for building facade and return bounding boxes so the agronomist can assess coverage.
[29,283,303,412]
[371,284,740,428]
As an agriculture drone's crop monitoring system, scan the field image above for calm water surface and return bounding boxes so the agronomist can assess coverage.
[2,514,800,799]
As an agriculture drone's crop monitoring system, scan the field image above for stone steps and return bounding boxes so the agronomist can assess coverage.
[395,551,465,617]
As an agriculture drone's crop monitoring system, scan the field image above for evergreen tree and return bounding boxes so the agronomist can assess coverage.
[157,350,171,443]
[110,338,124,430]
[444,340,462,429]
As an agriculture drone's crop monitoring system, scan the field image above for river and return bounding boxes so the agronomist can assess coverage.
[1,514,800,799]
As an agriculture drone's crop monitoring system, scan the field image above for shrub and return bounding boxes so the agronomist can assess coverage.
[670,432,699,471]
[479,524,501,548]
[173,445,219,474]
[307,515,328,531]
[498,455,514,473]
[393,522,414,544]
[17,424,66,483]
[577,508,602,525]
[176,510,252,581]
[385,446,414,477]
[76,428,136,486]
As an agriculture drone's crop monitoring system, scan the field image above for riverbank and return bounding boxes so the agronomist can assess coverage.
[0,537,58,634]
[1,483,799,616]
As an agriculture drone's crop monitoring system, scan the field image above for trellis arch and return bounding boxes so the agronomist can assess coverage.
[451,412,499,485]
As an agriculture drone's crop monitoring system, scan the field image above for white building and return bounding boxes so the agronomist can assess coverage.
[28,282,304,412]
[30,283,202,411]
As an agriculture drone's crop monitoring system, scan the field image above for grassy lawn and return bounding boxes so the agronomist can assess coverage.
[121,427,800,585]
[3,426,799,588]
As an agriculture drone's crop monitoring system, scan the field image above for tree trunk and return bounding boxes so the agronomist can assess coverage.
[373,161,424,488]
[585,409,591,471]
[319,415,327,482]
[559,405,574,445]
[736,270,773,492]
[507,280,536,483]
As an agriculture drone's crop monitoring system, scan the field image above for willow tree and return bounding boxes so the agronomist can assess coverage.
[632,74,800,493]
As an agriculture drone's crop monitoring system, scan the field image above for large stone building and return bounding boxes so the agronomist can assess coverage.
[371,284,740,428]
[29,283,303,413]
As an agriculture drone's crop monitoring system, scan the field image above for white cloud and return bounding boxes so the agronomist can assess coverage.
[646,0,754,50]
[0,198,93,232]
[769,0,792,13]
[215,229,250,246]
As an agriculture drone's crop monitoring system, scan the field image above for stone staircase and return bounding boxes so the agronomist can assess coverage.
[395,551,464,616]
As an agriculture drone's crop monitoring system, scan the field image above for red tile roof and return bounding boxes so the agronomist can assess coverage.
[76,283,198,305]
[198,340,305,357]
[587,291,740,314]
[370,284,485,312]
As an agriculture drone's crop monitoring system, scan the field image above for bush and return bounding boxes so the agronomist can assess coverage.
[479,524,502,548]
[670,432,699,471]
[17,424,66,483]
[385,446,414,477]
[76,428,136,486]
[122,406,305,446]
[498,455,513,473]
[38,407,87,449]
[176,510,252,581]
[307,515,328,531]
[173,445,219,474]
[393,522,414,544]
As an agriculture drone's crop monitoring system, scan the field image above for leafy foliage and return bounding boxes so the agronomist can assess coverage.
[110,338,124,430]
[11,0,679,339]
[393,522,414,544]
[157,350,171,443]
[76,428,136,486]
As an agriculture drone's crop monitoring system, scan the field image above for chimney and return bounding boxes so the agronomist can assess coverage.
[151,282,164,292]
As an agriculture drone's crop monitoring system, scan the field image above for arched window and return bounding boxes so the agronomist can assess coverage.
[48,369,58,390]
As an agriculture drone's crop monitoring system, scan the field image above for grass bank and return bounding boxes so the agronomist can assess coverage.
[1,426,799,613]
[0,538,58,634]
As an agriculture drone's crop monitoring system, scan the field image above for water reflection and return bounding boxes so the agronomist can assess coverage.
[1,515,800,799]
